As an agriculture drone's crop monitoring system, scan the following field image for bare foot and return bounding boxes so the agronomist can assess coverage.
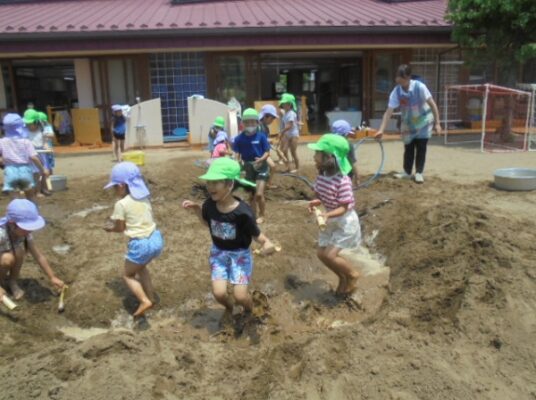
[289,169,298,174]
[256,217,265,224]
[344,272,360,294]
[133,299,153,317]
[9,281,25,300]
[36,193,45,198]
[267,184,278,189]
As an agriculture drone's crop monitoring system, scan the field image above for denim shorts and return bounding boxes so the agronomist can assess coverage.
[209,245,252,285]
[3,164,34,192]
[126,229,164,265]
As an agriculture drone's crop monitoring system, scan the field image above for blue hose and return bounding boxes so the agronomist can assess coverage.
[279,138,385,191]
[353,137,385,190]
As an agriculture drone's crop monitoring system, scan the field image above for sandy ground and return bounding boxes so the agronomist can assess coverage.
[1,138,536,400]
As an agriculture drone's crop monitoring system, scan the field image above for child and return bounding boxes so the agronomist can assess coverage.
[0,113,49,202]
[111,105,127,162]
[332,119,360,186]
[375,64,441,183]
[208,116,226,155]
[278,93,300,173]
[232,108,270,224]
[104,162,163,317]
[24,109,54,196]
[0,199,64,300]
[211,131,232,159]
[307,134,361,295]
[182,157,274,322]
[38,111,56,176]
[258,104,279,188]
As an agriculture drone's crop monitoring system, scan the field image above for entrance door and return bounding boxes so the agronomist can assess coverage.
[90,55,150,140]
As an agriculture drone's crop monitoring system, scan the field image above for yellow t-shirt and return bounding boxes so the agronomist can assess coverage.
[111,194,156,239]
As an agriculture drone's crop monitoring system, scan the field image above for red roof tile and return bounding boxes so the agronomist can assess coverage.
[0,0,449,35]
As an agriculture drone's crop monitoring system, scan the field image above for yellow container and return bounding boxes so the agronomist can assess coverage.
[122,151,145,166]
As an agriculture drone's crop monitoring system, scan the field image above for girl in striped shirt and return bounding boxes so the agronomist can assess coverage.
[307,134,361,295]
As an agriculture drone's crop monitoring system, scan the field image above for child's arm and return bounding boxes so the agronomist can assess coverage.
[27,240,65,290]
[324,205,348,219]
[182,200,208,227]
[104,218,126,233]
[253,233,275,254]
[307,199,322,213]
[30,155,49,176]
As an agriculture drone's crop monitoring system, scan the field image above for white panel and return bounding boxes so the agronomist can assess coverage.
[125,98,163,148]
[187,96,233,145]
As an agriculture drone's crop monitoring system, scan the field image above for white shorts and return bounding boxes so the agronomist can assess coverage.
[318,210,361,249]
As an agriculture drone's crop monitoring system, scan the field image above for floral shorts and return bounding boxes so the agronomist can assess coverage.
[209,245,252,285]
[318,210,362,249]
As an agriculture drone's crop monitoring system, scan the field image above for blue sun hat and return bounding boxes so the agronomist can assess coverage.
[331,120,354,137]
[104,162,150,200]
[3,113,29,139]
[214,130,228,145]
[0,199,46,231]
[259,104,278,120]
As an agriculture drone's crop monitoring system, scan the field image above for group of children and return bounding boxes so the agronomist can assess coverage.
[0,93,368,327]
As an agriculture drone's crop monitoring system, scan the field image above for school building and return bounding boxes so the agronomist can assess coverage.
[0,0,533,141]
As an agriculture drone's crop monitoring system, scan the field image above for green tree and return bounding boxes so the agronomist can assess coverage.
[447,0,536,84]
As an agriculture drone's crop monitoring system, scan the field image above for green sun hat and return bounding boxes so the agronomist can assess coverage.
[241,108,259,121]
[308,133,352,175]
[199,157,256,188]
[37,112,48,122]
[213,116,225,128]
[23,109,40,124]
[279,93,297,110]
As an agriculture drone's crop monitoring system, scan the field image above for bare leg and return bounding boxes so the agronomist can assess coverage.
[233,285,252,312]
[289,137,300,172]
[266,157,277,188]
[33,173,44,197]
[212,280,233,310]
[255,180,266,223]
[317,247,346,293]
[136,266,155,303]
[119,139,125,161]
[123,260,152,317]
[113,137,119,161]
[320,246,360,294]
[7,247,25,300]
[249,191,257,219]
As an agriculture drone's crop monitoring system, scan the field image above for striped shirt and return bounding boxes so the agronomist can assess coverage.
[314,174,355,211]
[0,137,37,165]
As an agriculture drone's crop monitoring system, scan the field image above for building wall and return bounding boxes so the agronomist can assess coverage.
[149,52,207,135]
[0,68,7,109]
[74,58,94,108]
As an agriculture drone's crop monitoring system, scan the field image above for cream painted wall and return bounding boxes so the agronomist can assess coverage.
[74,59,94,108]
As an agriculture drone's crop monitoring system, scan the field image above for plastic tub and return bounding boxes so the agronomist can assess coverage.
[122,151,145,166]
[50,175,67,191]
[494,168,536,191]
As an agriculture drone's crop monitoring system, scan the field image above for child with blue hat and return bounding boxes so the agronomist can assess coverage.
[0,199,64,302]
[104,161,164,317]
[111,105,127,162]
[0,113,49,202]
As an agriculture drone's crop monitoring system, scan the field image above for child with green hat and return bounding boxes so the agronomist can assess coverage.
[24,109,54,196]
[208,116,228,155]
[232,108,271,224]
[182,157,274,323]
[307,134,361,295]
[278,93,300,173]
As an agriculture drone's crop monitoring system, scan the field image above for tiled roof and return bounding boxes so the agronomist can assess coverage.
[0,0,449,35]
